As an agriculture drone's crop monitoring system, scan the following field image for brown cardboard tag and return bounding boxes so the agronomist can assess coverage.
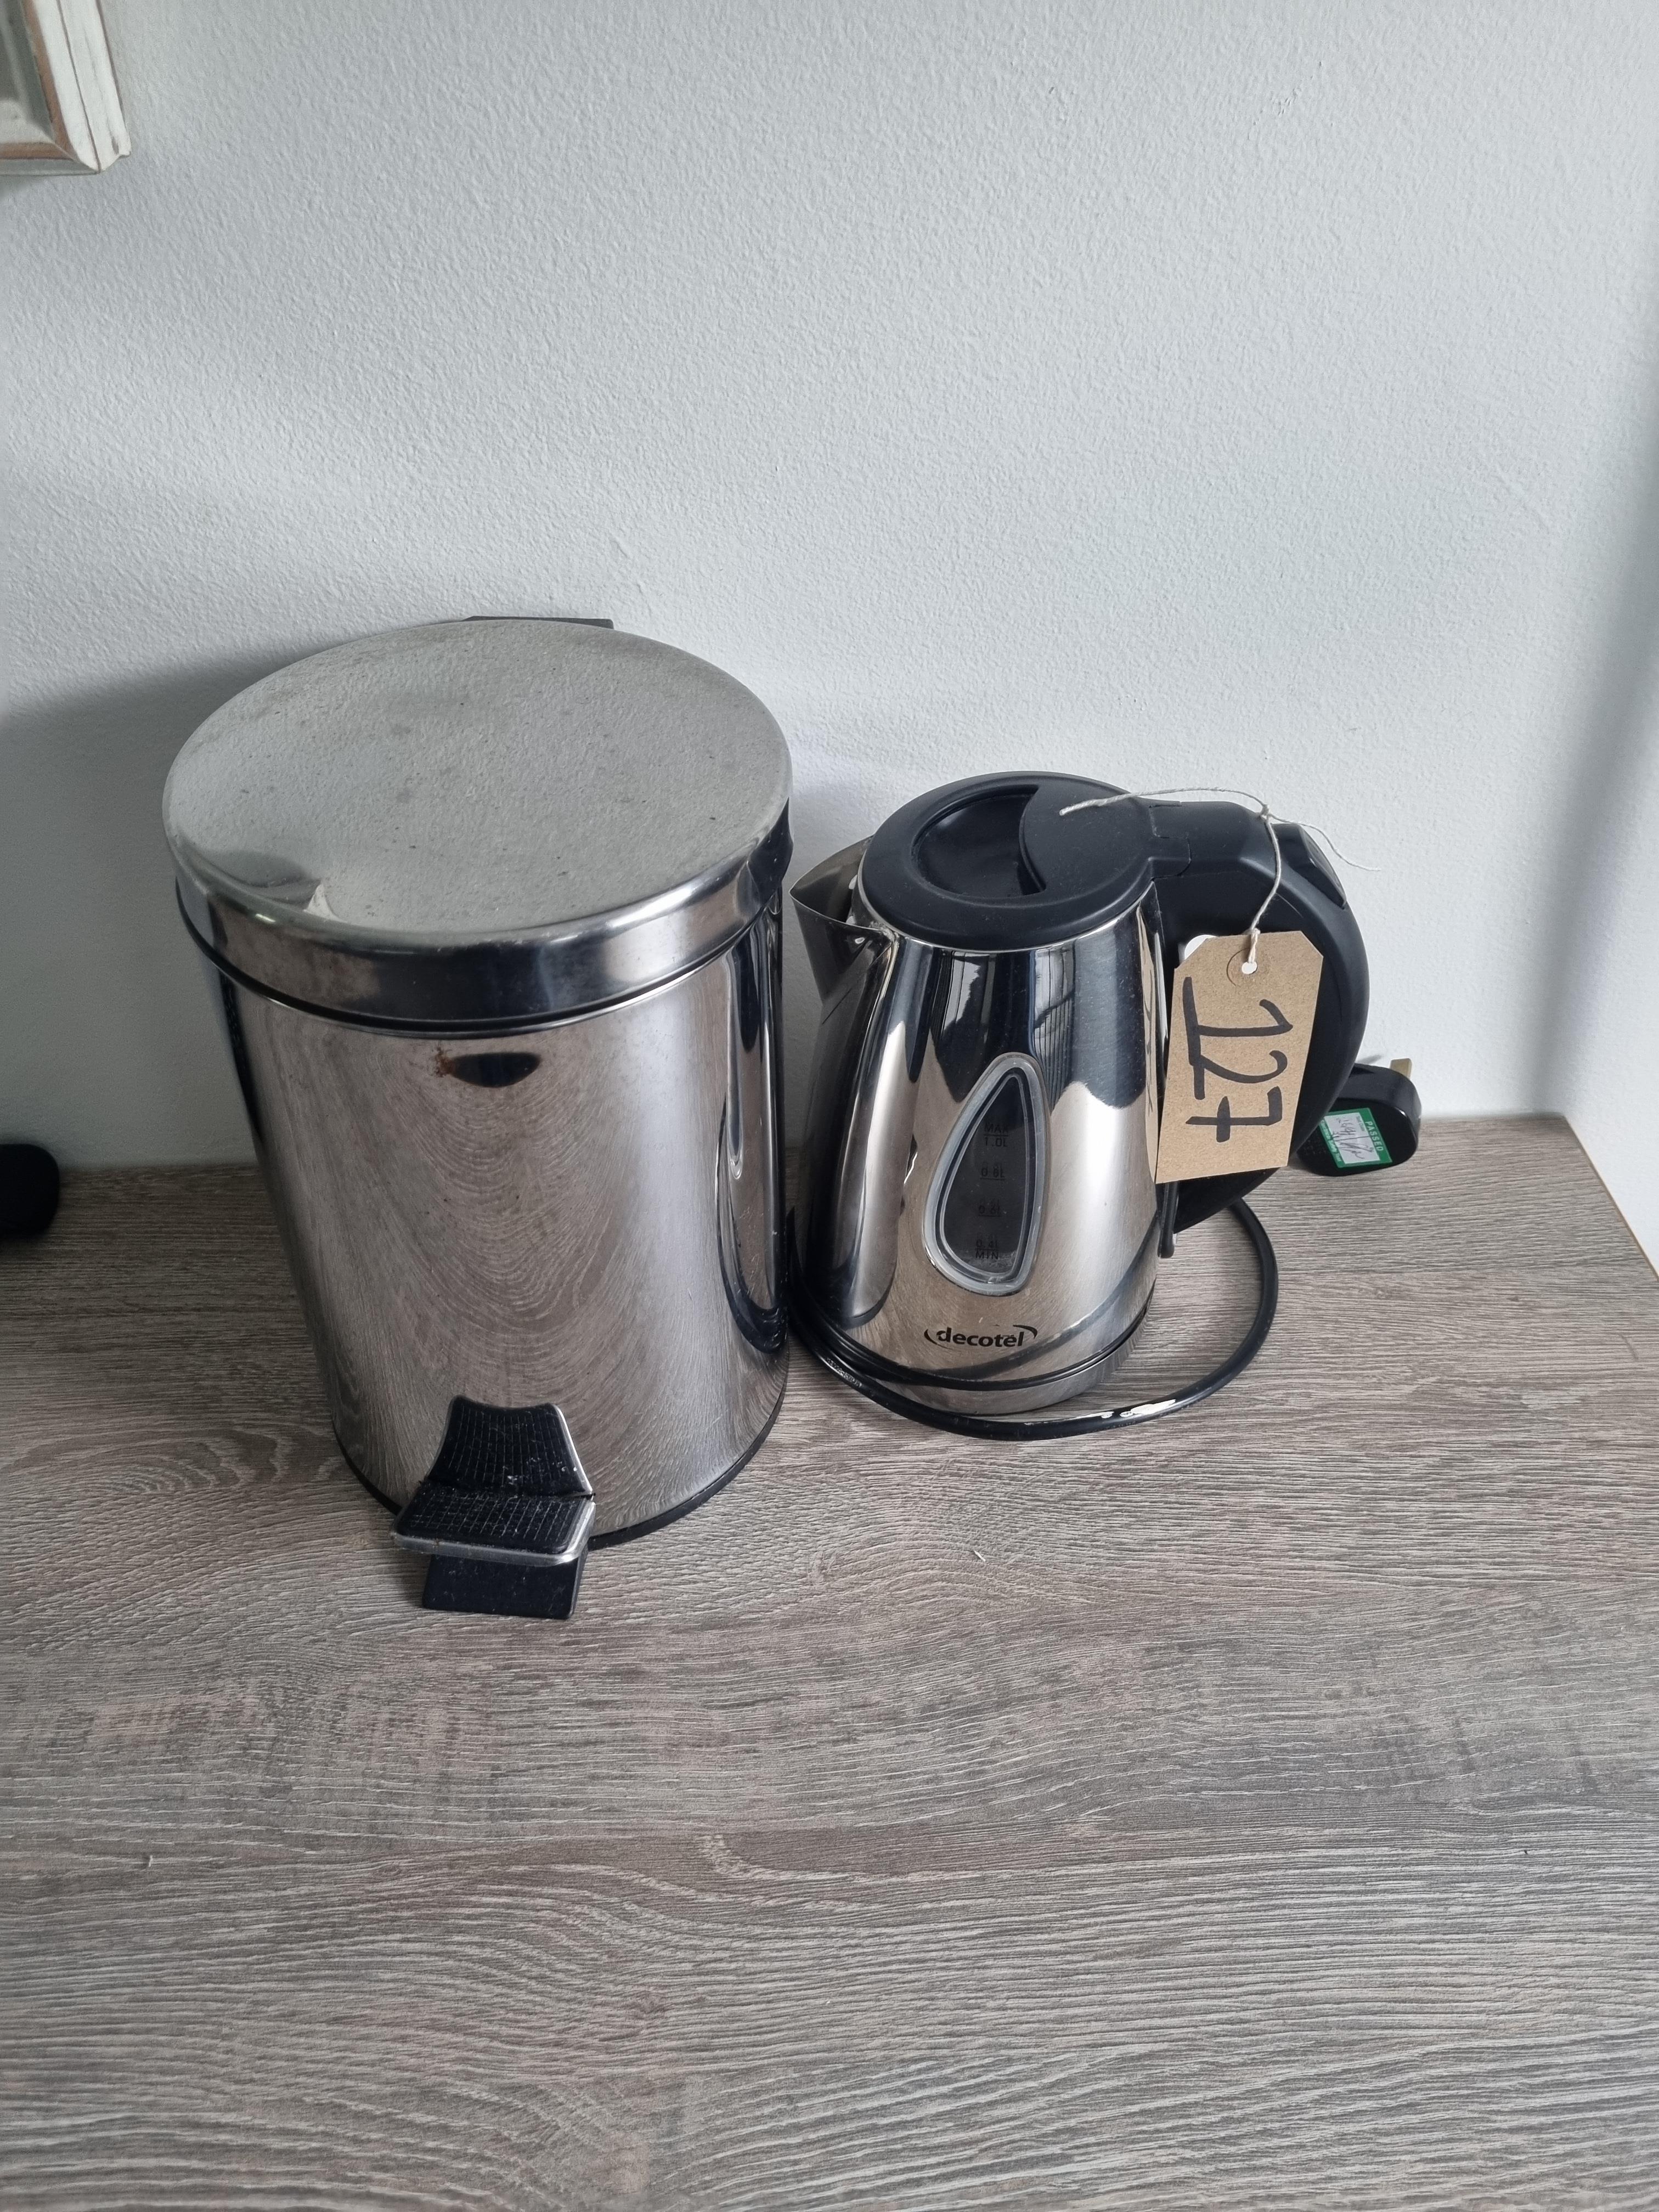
[1155,930,1324,1183]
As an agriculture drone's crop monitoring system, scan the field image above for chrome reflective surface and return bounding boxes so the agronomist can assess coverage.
[165,622,794,1029]
[209,910,787,1536]
[176,809,792,1033]
[792,845,1164,1413]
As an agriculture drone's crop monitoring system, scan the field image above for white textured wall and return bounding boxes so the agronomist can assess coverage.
[3,0,1658,1251]
[1565,725,1659,1262]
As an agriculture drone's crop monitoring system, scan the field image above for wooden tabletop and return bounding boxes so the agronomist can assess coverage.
[3,1119,1657,2208]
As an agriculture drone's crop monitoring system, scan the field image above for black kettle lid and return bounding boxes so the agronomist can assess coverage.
[859,772,1172,950]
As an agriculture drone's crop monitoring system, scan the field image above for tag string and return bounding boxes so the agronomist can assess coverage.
[1055,785,1368,975]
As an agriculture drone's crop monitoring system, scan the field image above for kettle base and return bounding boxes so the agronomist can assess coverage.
[788,1292,1150,1419]
[788,1198,1278,1443]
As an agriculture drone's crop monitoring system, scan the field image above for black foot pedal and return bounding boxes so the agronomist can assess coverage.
[391,1398,595,1621]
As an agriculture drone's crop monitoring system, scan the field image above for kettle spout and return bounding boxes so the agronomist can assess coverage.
[790,840,884,998]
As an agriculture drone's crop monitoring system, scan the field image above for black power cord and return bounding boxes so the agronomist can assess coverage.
[788,1198,1278,1441]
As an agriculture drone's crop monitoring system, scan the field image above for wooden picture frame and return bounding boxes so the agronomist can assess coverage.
[1,0,127,172]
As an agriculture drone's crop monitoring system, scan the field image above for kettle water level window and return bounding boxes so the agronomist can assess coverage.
[926,1056,1046,1295]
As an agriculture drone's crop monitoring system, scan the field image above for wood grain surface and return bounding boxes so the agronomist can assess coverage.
[2,1119,1656,2209]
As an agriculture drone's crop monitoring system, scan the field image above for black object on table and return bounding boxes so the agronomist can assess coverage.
[0,1144,60,1239]
[1297,1062,1422,1176]
[391,1397,596,1620]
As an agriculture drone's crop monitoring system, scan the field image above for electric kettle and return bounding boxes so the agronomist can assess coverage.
[790,773,1368,1419]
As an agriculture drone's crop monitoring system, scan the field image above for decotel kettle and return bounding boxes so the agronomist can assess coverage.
[789,774,1368,1418]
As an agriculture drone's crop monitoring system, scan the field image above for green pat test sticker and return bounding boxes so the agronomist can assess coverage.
[1318,1105,1393,1171]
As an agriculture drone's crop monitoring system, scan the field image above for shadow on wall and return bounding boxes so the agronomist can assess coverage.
[0,656,305,1163]
[779,750,924,1138]
[1532,360,1659,1114]
[0,173,65,205]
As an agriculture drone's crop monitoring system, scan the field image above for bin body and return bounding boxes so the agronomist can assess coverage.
[166,620,792,1557]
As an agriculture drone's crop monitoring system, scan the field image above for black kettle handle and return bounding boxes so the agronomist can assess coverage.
[1148,802,1370,1233]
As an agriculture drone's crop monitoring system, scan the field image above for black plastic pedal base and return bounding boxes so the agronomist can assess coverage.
[392,1398,595,1621]
[421,1551,586,1620]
